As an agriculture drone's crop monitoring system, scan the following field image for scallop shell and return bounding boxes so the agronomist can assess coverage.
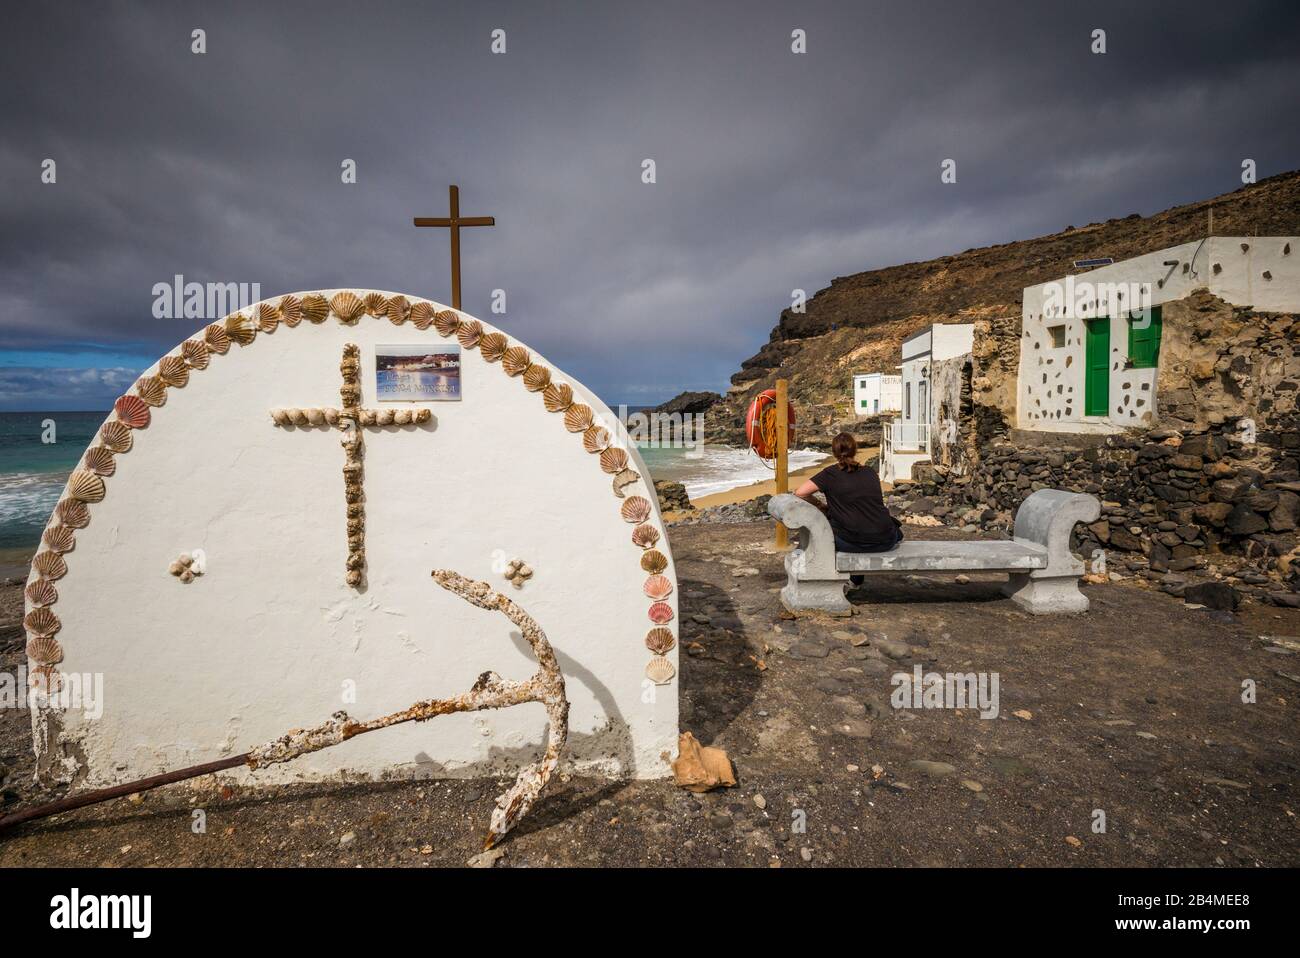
[612,468,640,497]
[582,426,611,453]
[83,446,116,477]
[30,664,62,694]
[522,365,551,392]
[501,346,531,376]
[632,523,660,549]
[302,293,330,324]
[645,626,676,654]
[160,355,190,387]
[67,470,106,503]
[114,394,150,429]
[33,551,68,580]
[543,383,573,412]
[278,294,304,328]
[621,495,652,524]
[563,404,594,432]
[135,375,167,406]
[100,420,133,453]
[645,656,676,685]
[643,574,674,600]
[182,339,210,369]
[42,525,75,554]
[386,295,409,324]
[255,301,281,332]
[433,310,461,337]
[25,579,58,607]
[26,635,64,666]
[600,447,629,473]
[204,323,231,354]
[456,319,483,348]
[641,549,669,574]
[24,607,60,637]
[479,332,508,361]
[224,313,255,345]
[410,301,435,329]
[648,601,675,625]
[331,291,365,323]
[363,292,389,317]
[56,500,89,529]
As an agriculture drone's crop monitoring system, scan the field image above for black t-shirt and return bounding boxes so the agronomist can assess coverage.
[811,464,897,551]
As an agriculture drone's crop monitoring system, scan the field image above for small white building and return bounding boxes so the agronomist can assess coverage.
[880,323,975,483]
[1018,236,1300,432]
[853,372,902,415]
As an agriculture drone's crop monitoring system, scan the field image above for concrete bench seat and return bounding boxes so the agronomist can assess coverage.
[769,488,1099,617]
[836,539,1048,574]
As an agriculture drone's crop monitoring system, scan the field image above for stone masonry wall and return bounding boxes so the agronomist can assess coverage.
[901,293,1300,605]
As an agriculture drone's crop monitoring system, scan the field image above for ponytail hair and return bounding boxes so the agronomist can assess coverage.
[831,432,860,472]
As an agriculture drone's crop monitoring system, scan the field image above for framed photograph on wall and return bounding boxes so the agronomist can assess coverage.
[375,345,461,401]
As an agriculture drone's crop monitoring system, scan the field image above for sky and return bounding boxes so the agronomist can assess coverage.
[1,0,1299,411]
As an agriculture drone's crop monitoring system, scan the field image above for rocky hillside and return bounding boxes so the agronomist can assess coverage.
[703,170,1300,446]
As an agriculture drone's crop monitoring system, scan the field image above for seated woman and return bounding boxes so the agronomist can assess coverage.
[793,432,901,586]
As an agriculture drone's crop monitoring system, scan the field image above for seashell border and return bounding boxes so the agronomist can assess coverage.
[25,291,674,689]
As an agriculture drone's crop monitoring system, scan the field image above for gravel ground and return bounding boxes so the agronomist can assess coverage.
[2,520,1298,868]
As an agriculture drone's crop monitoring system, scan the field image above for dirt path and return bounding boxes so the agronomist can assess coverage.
[2,520,1297,867]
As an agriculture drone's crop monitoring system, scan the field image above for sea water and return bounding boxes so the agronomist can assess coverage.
[635,443,826,499]
[0,411,105,575]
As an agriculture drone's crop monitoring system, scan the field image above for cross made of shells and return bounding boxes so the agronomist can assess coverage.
[168,552,204,584]
[503,558,533,589]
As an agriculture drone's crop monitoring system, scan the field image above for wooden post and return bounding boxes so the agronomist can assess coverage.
[775,378,789,548]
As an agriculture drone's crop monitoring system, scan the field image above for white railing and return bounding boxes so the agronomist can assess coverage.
[884,419,929,453]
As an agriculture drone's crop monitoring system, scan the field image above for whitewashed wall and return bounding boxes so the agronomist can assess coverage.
[853,372,901,414]
[1017,236,1300,431]
[30,291,678,785]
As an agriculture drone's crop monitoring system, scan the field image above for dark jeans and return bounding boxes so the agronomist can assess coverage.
[835,525,903,587]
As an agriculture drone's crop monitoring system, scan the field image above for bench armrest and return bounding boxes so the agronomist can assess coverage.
[1011,488,1101,579]
[769,493,846,582]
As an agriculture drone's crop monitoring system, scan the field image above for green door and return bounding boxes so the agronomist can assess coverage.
[1084,318,1110,416]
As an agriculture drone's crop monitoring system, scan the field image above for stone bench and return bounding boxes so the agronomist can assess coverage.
[768,488,1100,617]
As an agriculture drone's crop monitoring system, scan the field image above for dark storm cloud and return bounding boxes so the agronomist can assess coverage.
[1,0,1298,410]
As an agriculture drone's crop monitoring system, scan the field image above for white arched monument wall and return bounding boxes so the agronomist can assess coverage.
[25,291,677,786]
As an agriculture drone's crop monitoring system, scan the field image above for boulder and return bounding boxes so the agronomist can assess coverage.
[1108,528,1145,552]
[1195,502,1234,527]
[1180,433,1228,461]
[1183,581,1240,611]
[654,480,695,512]
[1225,503,1268,536]
[1269,491,1299,532]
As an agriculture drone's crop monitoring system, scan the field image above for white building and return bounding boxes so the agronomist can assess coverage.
[1018,236,1300,432]
[853,372,902,415]
[880,323,975,483]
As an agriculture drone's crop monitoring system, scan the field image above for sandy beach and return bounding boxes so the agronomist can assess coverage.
[688,446,879,509]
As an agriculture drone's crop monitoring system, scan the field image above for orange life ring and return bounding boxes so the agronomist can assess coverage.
[745,388,796,459]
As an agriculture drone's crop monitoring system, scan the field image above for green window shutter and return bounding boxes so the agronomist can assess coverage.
[1127,305,1162,369]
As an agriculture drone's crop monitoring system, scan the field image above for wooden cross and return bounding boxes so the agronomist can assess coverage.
[413,184,495,310]
[270,344,430,589]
